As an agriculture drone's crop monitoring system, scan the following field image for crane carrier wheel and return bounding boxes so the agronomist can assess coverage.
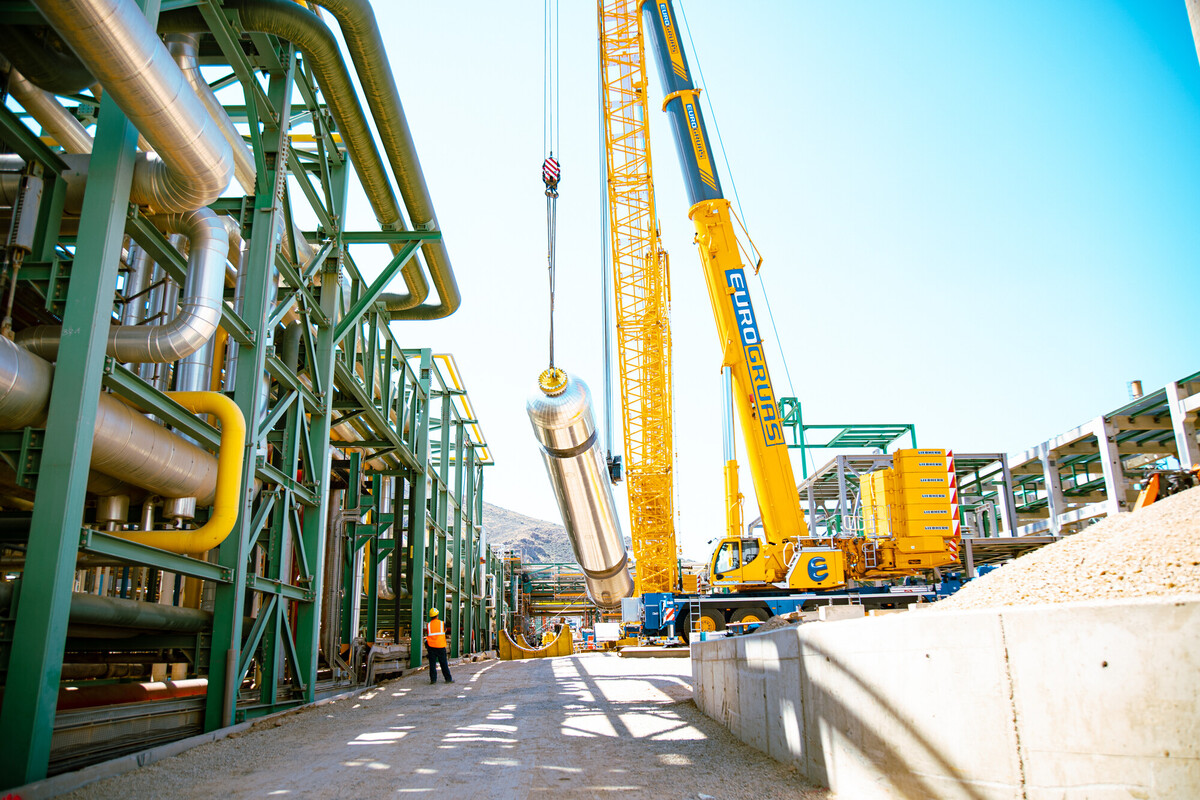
[698,609,725,632]
[678,608,726,645]
[730,606,769,633]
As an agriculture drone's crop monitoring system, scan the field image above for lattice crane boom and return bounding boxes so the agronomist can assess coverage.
[598,0,677,595]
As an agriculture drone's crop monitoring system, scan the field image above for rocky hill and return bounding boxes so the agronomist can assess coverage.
[482,503,635,565]
[482,503,577,563]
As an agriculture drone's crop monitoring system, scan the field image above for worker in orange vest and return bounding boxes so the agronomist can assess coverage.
[425,608,453,684]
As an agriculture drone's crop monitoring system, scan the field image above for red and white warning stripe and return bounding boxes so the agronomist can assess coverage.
[664,606,676,623]
[947,450,961,540]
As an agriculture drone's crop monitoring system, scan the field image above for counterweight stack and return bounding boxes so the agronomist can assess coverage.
[527,370,634,608]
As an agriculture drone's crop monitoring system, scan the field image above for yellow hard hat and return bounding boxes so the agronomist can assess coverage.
[429,608,439,617]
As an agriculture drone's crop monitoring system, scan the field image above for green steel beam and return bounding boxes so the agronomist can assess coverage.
[333,241,423,346]
[0,65,144,791]
[0,105,70,173]
[79,531,234,584]
[340,231,442,244]
[245,575,312,603]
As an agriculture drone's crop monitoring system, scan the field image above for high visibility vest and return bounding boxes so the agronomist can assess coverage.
[426,618,447,648]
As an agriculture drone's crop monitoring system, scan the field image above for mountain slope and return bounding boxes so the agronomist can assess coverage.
[482,503,577,564]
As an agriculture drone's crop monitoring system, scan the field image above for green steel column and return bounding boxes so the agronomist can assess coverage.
[462,441,476,653]
[0,85,143,788]
[405,351,432,669]
[205,58,295,731]
[295,231,343,701]
[472,462,482,652]
[341,452,363,645]
[366,476,380,643]
[433,393,450,621]
[449,419,464,658]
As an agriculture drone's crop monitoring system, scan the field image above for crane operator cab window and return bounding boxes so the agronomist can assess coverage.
[741,538,760,566]
[714,538,761,577]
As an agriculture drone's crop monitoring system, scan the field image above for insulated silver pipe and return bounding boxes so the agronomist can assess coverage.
[2,61,94,154]
[166,33,256,195]
[0,337,219,503]
[0,24,94,94]
[0,336,56,428]
[158,0,430,308]
[91,391,218,505]
[31,0,234,210]
[376,478,395,601]
[176,334,215,393]
[18,207,227,364]
[121,242,152,327]
[307,0,461,321]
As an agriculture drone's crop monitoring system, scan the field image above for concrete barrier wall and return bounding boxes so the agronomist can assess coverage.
[691,596,1200,799]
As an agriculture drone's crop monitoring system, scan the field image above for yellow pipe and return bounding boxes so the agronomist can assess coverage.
[210,328,228,392]
[114,392,246,555]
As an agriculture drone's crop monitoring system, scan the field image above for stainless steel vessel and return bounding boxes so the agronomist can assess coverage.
[526,369,633,608]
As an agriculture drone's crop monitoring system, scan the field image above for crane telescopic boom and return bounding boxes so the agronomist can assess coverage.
[641,0,808,547]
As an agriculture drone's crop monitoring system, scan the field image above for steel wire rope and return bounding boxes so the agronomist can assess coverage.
[542,0,562,370]
[597,24,617,468]
[676,2,810,475]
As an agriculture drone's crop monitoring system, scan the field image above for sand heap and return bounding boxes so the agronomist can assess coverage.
[934,484,1200,611]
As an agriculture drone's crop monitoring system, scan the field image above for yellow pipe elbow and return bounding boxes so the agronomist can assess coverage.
[113,391,247,555]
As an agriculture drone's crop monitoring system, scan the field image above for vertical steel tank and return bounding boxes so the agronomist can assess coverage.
[526,368,634,608]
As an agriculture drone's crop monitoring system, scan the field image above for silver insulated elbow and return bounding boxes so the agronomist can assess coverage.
[526,369,634,609]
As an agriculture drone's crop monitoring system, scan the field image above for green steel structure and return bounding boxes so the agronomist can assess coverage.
[778,397,917,480]
[0,0,507,788]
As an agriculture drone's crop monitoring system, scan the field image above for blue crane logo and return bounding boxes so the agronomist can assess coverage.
[807,557,829,583]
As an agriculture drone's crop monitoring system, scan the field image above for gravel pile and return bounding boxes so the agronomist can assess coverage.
[934,485,1200,611]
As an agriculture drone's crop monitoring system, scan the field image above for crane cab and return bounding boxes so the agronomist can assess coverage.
[711,535,848,591]
[710,536,783,586]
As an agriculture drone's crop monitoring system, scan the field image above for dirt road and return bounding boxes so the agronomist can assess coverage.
[60,652,827,799]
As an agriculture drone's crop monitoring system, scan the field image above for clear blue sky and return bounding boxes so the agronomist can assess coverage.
[337,1,1200,560]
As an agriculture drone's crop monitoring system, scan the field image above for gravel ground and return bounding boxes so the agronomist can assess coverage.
[935,484,1200,611]
[57,652,827,800]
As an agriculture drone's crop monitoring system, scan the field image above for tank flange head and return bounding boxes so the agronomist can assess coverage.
[538,367,568,396]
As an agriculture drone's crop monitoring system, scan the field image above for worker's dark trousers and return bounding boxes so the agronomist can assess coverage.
[427,646,451,683]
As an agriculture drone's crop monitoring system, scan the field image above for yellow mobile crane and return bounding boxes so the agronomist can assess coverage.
[634,1,961,618]
[590,1,960,638]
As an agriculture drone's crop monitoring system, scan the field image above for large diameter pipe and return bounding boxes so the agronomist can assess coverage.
[0,583,212,632]
[91,391,220,507]
[0,336,220,504]
[166,33,256,195]
[30,0,234,210]
[18,207,228,363]
[159,0,429,308]
[56,678,208,711]
[307,0,461,321]
[526,370,634,609]
[0,24,94,94]
[1,60,94,153]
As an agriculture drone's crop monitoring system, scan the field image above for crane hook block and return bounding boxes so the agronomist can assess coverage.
[542,155,561,195]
